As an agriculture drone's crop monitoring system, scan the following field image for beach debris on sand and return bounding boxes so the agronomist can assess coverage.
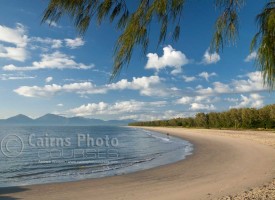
[216,179,275,200]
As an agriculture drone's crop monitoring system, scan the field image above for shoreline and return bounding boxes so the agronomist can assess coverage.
[1,127,275,200]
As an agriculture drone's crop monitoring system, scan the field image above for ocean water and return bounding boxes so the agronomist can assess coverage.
[0,126,193,187]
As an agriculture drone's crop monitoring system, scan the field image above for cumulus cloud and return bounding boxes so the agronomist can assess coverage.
[107,76,169,96]
[232,71,266,93]
[65,37,85,49]
[197,81,231,95]
[212,82,231,93]
[0,23,28,61]
[190,103,216,111]
[0,23,27,47]
[198,72,217,81]
[230,93,264,109]
[15,84,62,97]
[0,45,28,62]
[45,76,53,83]
[31,37,63,49]
[176,95,219,111]
[70,102,108,116]
[0,23,88,63]
[145,45,189,75]
[196,71,267,95]
[14,82,107,98]
[14,76,170,98]
[244,51,257,62]
[182,75,196,82]
[171,87,180,91]
[176,97,193,104]
[68,100,167,117]
[202,49,220,65]
[3,51,93,71]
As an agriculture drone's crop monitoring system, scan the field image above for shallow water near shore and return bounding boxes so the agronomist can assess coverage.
[0,126,193,187]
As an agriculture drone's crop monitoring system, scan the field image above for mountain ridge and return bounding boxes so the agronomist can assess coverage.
[0,114,135,126]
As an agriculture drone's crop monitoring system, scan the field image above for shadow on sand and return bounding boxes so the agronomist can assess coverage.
[0,186,29,200]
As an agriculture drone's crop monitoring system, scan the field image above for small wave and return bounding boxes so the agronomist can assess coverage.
[0,126,193,187]
[145,132,171,143]
[6,154,161,180]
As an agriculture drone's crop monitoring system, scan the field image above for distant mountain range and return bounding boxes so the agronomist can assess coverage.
[0,114,135,126]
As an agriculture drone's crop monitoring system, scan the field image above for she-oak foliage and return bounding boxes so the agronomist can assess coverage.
[42,0,275,89]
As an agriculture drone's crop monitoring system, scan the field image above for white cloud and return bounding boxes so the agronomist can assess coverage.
[196,71,267,95]
[176,97,193,104]
[31,37,63,49]
[0,23,27,47]
[196,82,231,95]
[202,49,220,65]
[145,45,189,75]
[224,97,239,102]
[14,76,170,98]
[0,23,28,61]
[190,103,216,111]
[195,95,220,103]
[45,20,62,28]
[0,24,87,63]
[45,77,53,83]
[70,102,108,116]
[232,71,266,93]
[176,95,219,111]
[65,37,85,49]
[212,82,231,93]
[244,51,257,62]
[198,72,217,81]
[119,110,186,121]
[14,84,62,97]
[182,75,196,82]
[171,87,180,91]
[0,73,35,81]
[230,93,264,109]
[68,100,167,117]
[14,82,107,97]
[31,37,86,50]
[57,103,64,107]
[107,76,168,96]
[250,93,264,108]
[0,45,28,62]
[3,51,93,71]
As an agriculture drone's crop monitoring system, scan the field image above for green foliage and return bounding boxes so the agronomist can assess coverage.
[251,1,275,89]
[42,0,275,87]
[194,113,209,128]
[129,104,275,130]
[211,0,244,53]
[42,0,184,79]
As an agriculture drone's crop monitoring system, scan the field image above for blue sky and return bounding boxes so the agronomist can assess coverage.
[0,1,274,120]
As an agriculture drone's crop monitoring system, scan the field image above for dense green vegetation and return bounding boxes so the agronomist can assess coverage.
[129,104,275,129]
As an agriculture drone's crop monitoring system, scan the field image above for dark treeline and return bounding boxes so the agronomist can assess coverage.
[129,104,275,129]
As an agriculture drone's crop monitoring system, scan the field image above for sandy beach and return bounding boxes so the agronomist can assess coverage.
[1,127,275,200]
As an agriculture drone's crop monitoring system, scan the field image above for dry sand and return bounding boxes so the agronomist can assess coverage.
[1,127,275,200]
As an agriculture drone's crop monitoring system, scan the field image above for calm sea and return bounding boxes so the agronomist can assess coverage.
[0,126,193,187]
